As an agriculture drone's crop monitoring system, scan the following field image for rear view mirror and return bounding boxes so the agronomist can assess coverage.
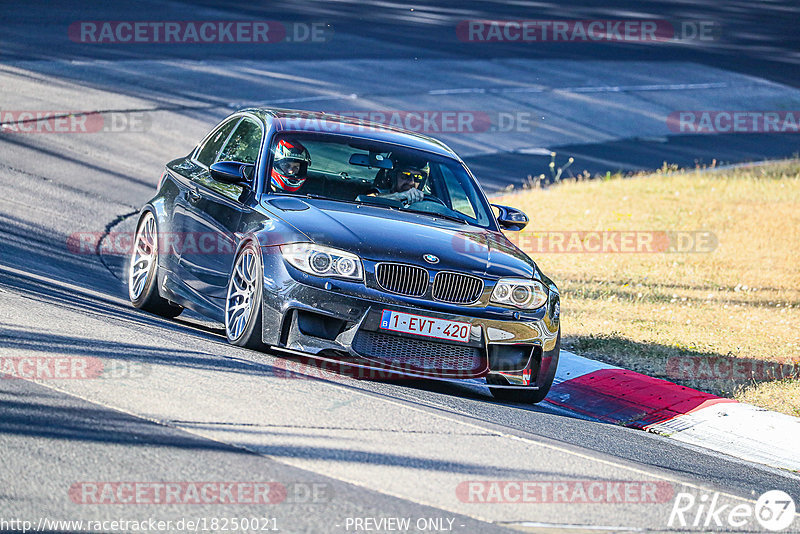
[210,161,254,185]
[492,204,529,231]
[349,153,393,169]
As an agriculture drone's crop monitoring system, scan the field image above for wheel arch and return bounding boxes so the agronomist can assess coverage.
[225,235,267,349]
[230,234,265,275]
[133,204,170,272]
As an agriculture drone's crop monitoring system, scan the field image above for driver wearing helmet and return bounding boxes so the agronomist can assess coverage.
[270,138,311,193]
[369,164,426,204]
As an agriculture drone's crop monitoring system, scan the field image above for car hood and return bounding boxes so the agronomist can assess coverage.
[265,197,538,279]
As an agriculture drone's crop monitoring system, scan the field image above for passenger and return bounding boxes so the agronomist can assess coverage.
[270,138,311,192]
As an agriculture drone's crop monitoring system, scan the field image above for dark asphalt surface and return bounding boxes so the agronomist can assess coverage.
[2,0,799,184]
[1,1,799,532]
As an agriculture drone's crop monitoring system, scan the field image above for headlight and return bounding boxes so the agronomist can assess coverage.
[280,243,363,281]
[491,278,548,310]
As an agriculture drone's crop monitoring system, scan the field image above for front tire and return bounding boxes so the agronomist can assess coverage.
[128,211,183,318]
[225,242,265,349]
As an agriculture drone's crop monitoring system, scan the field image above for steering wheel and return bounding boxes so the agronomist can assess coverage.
[355,194,403,208]
[421,194,447,206]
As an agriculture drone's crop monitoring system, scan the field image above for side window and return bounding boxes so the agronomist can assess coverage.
[196,119,238,167]
[217,119,263,165]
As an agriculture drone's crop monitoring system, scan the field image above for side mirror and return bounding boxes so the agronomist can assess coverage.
[210,161,254,185]
[492,204,529,231]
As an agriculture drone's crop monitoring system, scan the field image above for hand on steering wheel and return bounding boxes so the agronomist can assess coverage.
[398,188,424,205]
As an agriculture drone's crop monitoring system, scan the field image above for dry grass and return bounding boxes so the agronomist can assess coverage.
[492,160,800,416]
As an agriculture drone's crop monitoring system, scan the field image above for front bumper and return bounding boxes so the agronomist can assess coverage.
[260,248,560,386]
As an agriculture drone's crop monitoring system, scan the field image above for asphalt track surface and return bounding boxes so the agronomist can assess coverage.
[1,1,799,532]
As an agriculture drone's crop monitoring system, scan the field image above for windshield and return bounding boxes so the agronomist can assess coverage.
[266,132,494,228]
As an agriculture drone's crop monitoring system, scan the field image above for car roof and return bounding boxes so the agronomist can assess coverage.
[238,107,460,160]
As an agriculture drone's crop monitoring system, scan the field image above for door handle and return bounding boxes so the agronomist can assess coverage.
[186,187,201,203]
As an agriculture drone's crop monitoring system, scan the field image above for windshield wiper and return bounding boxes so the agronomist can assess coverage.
[277,193,470,225]
[401,207,469,225]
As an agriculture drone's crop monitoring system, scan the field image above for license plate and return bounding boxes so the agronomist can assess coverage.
[379,310,471,343]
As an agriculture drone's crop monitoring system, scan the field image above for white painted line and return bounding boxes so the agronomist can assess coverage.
[240,94,359,108]
[507,522,644,532]
[566,82,729,93]
[428,88,487,95]
[428,81,729,97]
[497,87,546,94]
[516,147,553,155]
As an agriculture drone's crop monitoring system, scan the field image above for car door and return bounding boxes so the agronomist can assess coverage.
[177,116,264,300]
[169,117,238,288]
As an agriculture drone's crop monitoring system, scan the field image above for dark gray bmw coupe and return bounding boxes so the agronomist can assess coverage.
[128,108,560,403]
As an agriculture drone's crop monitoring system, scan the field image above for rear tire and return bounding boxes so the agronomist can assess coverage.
[128,211,183,318]
[488,330,560,404]
[225,242,265,349]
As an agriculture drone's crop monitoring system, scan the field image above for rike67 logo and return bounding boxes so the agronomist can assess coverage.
[669,490,797,531]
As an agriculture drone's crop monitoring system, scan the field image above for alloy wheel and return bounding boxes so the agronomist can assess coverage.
[129,212,157,301]
[226,246,258,341]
